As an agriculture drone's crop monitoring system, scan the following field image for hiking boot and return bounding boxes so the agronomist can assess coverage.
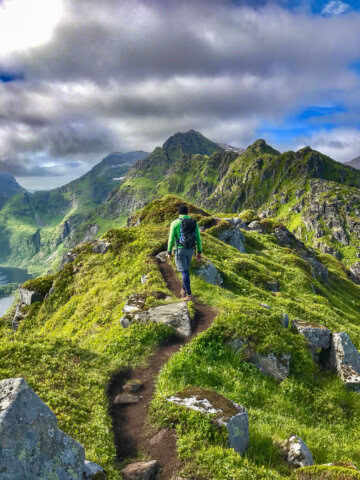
[184,295,193,301]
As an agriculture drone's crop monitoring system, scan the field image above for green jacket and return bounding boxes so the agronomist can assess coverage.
[167,215,202,253]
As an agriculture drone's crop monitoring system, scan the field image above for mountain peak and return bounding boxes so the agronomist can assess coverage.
[0,172,26,208]
[345,155,360,170]
[248,139,280,155]
[162,130,222,160]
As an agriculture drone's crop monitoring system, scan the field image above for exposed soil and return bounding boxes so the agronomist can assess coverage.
[108,259,217,479]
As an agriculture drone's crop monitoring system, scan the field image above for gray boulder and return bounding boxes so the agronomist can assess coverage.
[281,435,314,468]
[120,298,192,338]
[61,249,78,267]
[83,460,106,479]
[305,256,328,283]
[228,339,290,382]
[247,221,263,233]
[195,259,223,286]
[156,251,169,263]
[0,378,85,480]
[19,287,44,306]
[350,262,360,284]
[293,321,331,360]
[274,226,304,250]
[249,353,290,383]
[167,387,249,455]
[92,241,111,254]
[148,302,192,338]
[323,332,360,392]
[122,460,159,480]
[218,228,246,253]
[12,288,48,331]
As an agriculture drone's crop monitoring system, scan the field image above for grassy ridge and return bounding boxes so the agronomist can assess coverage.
[1,196,360,478]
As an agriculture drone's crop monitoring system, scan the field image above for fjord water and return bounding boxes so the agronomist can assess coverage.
[0,267,32,316]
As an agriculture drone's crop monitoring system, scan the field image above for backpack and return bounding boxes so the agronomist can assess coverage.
[178,218,197,249]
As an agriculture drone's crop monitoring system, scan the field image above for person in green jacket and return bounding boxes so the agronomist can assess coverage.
[167,205,202,300]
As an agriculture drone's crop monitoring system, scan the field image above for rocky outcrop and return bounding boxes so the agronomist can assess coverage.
[313,240,341,260]
[249,352,290,383]
[293,321,331,362]
[281,435,314,468]
[194,259,223,286]
[28,228,41,254]
[0,378,86,480]
[121,460,159,480]
[120,296,192,338]
[92,240,111,254]
[228,338,290,382]
[223,217,248,230]
[147,302,192,337]
[82,224,99,242]
[167,387,249,455]
[56,221,71,246]
[61,249,79,266]
[306,256,328,283]
[247,221,264,233]
[274,226,328,282]
[217,227,246,252]
[350,262,360,284]
[322,332,360,392]
[12,287,48,331]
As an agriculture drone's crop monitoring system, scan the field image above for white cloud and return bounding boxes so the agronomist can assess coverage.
[0,0,360,187]
[0,0,63,56]
[291,128,360,163]
[321,1,349,17]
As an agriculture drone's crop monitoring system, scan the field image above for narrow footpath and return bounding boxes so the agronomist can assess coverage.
[107,259,217,479]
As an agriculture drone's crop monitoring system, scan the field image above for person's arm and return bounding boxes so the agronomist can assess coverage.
[195,223,202,254]
[167,221,177,253]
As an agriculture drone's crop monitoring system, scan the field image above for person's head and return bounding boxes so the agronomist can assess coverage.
[178,205,188,215]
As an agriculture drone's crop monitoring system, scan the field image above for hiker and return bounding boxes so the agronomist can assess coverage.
[167,205,202,300]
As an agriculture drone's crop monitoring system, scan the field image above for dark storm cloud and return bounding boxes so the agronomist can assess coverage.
[0,0,360,186]
[19,1,360,84]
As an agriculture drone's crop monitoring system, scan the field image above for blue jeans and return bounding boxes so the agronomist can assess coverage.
[175,248,194,296]
[181,269,192,296]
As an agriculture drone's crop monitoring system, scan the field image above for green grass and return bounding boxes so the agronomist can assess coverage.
[1,196,360,479]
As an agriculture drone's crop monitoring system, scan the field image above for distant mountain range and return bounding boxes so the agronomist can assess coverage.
[2,129,360,275]
[345,155,360,169]
[0,151,148,274]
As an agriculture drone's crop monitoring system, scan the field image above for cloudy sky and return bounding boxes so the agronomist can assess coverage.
[1,0,360,190]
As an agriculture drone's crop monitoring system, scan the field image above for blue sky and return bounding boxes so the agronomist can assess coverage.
[1,0,360,189]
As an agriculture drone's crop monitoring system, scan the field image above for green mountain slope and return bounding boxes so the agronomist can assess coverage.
[106,130,224,216]
[106,134,360,266]
[2,196,360,479]
[0,172,26,209]
[0,151,148,274]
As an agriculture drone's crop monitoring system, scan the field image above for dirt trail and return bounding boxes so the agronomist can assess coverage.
[108,260,217,479]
